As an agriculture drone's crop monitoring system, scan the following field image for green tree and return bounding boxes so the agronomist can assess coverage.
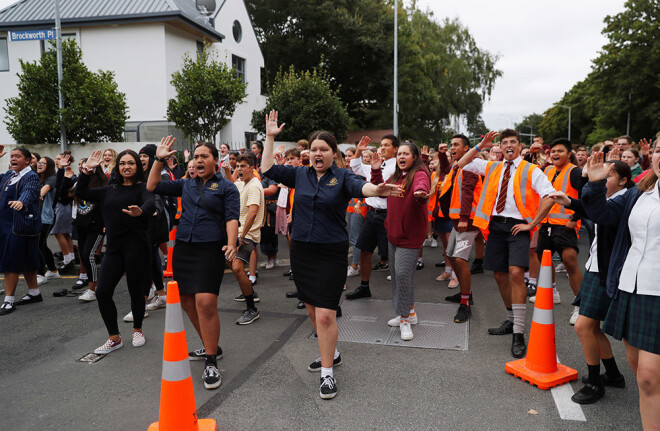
[168,45,247,144]
[467,116,489,138]
[514,113,543,144]
[251,65,349,142]
[4,39,127,144]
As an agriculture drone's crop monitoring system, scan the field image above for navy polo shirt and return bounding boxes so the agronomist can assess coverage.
[264,163,366,243]
[153,172,240,243]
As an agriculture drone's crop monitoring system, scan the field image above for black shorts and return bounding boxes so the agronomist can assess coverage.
[236,238,257,264]
[536,224,579,256]
[483,218,530,272]
[355,209,388,256]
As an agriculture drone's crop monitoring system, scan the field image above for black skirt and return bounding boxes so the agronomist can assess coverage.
[290,239,348,310]
[172,240,225,295]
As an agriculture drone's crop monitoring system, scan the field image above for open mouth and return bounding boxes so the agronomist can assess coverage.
[505,149,514,157]
[314,157,324,168]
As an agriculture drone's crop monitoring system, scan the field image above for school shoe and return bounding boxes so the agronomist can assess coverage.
[416,261,424,270]
[72,278,89,290]
[285,291,298,298]
[189,345,223,361]
[571,383,605,404]
[399,321,414,340]
[319,375,338,400]
[233,292,260,302]
[123,309,149,322]
[569,306,580,325]
[529,292,561,304]
[146,295,167,311]
[372,262,389,271]
[435,260,446,267]
[282,269,292,277]
[308,355,342,372]
[346,265,360,277]
[345,285,371,300]
[15,293,43,305]
[555,262,567,272]
[57,261,75,274]
[236,309,260,325]
[94,337,123,354]
[132,331,146,347]
[387,314,418,326]
[454,304,471,323]
[0,301,16,315]
[78,289,96,302]
[445,292,474,305]
[202,363,222,390]
[581,373,625,388]
[526,280,537,297]
[488,320,513,335]
[296,301,305,309]
[511,333,527,358]
[448,277,459,289]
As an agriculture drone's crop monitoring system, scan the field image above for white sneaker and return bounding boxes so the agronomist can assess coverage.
[529,292,561,304]
[79,289,96,302]
[400,321,414,340]
[555,262,567,273]
[346,266,360,277]
[45,270,60,280]
[37,275,48,285]
[386,275,391,281]
[431,239,438,248]
[94,338,123,354]
[123,309,149,322]
[259,261,268,268]
[147,285,156,301]
[132,331,146,347]
[569,306,579,325]
[265,259,275,270]
[423,237,432,247]
[388,314,418,326]
[146,295,167,311]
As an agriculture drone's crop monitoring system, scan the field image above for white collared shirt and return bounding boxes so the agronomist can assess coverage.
[9,166,32,185]
[585,188,627,273]
[349,157,396,209]
[462,156,555,220]
[618,180,660,296]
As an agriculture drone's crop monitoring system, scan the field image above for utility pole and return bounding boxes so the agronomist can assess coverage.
[557,104,571,141]
[393,0,398,137]
[54,0,67,152]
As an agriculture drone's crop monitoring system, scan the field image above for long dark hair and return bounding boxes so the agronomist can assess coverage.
[307,130,344,168]
[112,150,146,184]
[38,156,56,184]
[388,142,429,192]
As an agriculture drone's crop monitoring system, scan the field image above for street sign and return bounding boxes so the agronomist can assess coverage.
[10,29,56,42]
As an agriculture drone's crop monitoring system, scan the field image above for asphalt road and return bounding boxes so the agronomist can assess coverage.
[0,235,643,430]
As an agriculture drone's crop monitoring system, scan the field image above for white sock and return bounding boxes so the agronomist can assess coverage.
[553,283,558,295]
[64,253,75,264]
[451,270,457,278]
[5,296,15,304]
[79,273,88,280]
[321,367,333,379]
[334,349,340,360]
[249,275,256,283]
[524,271,530,279]
[512,304,526,334]
[417,257,423,263]
[445,266,452,273]
[28,288,40,296]
[528,277,537,286]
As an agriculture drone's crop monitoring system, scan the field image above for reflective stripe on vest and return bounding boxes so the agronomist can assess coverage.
[448,169,480,219]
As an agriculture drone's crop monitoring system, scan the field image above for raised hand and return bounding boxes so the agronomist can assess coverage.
[64,166,74,179]
[639,138,652,156]
[183,149,191,163]
[274,152,285,165]
[157,135,177,160]
[530,142,543,153]
[85,150,103,171]
[606,146,619,161]
[57,153,71,169]
[122,205,143,217]
[275,144,286,154]
[0,144,5,158]
[478,131,499,150]
[587,152,613,182]
[371,150,383,170]
[437,143,448,153]
[357,136,371,152]
[421,145,429,157]
[265,110,285,137]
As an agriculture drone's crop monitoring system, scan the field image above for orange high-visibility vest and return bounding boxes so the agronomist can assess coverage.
[473,160,541,231]
[175,197,182,219]
[428,171,438,221]
[347,198,367,217]
[448,168,483,220]
[543,164,581,230]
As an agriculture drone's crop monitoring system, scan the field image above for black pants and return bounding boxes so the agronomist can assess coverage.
[38,223,56,275]
[96,242,151,336]
[77,227,104,283]
[260,209,279,256]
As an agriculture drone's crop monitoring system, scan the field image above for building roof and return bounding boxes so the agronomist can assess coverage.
[0,0,224,41]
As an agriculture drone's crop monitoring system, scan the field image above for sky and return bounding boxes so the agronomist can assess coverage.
[0,0,627,132]
[416,0,626,131]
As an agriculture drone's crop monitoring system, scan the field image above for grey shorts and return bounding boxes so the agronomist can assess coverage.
[50,203,73,234]
[446,228,479,261]
[236,238,257,264]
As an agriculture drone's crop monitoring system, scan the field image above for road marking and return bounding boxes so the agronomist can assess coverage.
[551,357,586,422]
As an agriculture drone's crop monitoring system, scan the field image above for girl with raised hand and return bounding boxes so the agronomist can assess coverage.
[76,149,155,354]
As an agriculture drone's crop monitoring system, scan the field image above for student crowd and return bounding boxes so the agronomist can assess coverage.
[0,116,658,427]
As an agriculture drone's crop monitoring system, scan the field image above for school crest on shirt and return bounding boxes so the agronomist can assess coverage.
[327,177,338,187]
[208,182,219,191]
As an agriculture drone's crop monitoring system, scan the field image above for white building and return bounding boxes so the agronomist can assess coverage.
[0,0,266,150]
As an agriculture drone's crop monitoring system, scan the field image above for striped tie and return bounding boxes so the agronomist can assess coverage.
[495,161,513,214]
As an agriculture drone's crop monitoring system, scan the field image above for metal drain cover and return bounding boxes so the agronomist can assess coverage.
[332,299,468,351]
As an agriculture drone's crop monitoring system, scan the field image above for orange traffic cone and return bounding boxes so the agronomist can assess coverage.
[163,228,176,278]
[505,250,578,390]
[148,281,216,431]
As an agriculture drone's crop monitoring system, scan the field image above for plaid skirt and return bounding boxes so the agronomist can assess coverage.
[602,289,660,355]
[574,271,610,321]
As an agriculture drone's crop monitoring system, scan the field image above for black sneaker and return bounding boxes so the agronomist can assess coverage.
[372,262,389,271]
[72,278,89,290]
[189,345,223,361]
[308,355,342,372]
[0,301,16,315]
[15,293,43,305]
[202,363,222,390]
[319,375,338,399]
[454,304,471,323]
[233,292,260,302]
[416,261,424,270]
[445,292,474,305]
[470,261,484,274]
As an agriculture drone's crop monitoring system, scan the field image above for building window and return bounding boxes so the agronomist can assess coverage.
[232,55,245,84]
[232,20,242,43]
[0,37,8,71]
[40,33,76,53]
